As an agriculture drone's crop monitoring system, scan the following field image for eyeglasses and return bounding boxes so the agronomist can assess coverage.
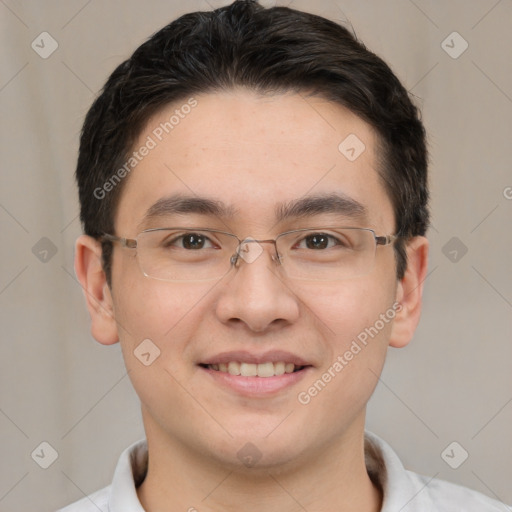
[100,227,397,282]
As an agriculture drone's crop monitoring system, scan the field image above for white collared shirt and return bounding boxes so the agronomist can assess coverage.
[57,431,508,511]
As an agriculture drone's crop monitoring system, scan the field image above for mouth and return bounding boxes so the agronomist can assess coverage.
[198,351,313,396]
[199,361,307,378]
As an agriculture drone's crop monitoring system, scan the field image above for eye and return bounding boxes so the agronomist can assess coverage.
[296,232,345,250]
[163,232,216,250]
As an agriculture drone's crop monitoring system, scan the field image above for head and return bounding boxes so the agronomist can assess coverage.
[75,0,429,471]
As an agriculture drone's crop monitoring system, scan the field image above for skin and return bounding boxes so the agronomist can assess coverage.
[75,89,429,512]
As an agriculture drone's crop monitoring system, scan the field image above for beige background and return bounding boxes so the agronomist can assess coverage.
[1,1,511,510]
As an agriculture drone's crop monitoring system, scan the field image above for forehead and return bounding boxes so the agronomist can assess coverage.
[114,89,394,234]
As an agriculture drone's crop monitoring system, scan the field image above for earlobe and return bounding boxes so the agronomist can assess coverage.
[74,235,119,345]
[389,236,429,349]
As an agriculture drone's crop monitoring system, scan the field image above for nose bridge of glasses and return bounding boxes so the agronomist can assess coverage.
[231,237,280,267]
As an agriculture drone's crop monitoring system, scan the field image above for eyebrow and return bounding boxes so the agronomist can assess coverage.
[138,192,367,230]
[276,193,367,223]
[137,195,238,231]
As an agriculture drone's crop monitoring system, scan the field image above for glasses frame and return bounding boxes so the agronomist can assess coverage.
[100,227,398,281]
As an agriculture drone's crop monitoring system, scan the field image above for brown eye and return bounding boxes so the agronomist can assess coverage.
[182,234,207,249]
[305,234,330,250]
[162,233,215,250]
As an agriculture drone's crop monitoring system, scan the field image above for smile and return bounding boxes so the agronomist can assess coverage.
[204,361,305,378]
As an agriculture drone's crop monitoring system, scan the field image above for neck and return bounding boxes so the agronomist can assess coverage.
[136,414,383,512]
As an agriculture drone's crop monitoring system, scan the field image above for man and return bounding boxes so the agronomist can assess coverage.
[59,1,506,510]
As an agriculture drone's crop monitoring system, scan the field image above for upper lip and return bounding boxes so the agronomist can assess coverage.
[200,350,312,367]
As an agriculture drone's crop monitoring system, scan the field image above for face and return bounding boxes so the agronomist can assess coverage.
[94,90,416,470]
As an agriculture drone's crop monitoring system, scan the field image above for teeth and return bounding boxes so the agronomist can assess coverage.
[274,362,285,376]
[208,361,303,378]
[257,362,274,377]
[228,361,240,376]
[240,362,258,377]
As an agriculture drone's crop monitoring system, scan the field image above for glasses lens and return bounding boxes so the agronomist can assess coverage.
[134,227,378,282]
[276,228,377,281]
[137,229,237,281]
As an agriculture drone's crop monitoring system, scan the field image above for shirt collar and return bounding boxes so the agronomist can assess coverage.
[108,437,148,512]
[364,430,434,511]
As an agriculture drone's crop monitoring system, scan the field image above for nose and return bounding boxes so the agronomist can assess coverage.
[215,240,300,333]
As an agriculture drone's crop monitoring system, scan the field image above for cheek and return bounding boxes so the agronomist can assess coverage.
[112,280,213,415]
[294,277,396,393]
[294,275,396,347]
[292,279,397,436]
[112,276,214,362]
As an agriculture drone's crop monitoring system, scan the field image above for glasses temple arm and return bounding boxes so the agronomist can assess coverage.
[99,234,137,248]
[375,234,398,246]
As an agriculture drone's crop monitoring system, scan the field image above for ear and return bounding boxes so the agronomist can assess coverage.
[74,235,119,345]
[389,236,429,348]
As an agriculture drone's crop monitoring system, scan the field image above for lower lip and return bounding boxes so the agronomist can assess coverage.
[199,366,311,396]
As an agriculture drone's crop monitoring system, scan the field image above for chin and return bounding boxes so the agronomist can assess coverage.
[210,427,311,473]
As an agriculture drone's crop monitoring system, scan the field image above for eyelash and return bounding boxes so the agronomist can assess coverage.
[162,232,218,249]
[162,231,347,250]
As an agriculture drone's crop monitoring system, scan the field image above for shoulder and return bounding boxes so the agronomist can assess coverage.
[364,431,509,511]
[409,470,507,511]
[55,485,110,512]
[55,437,147,512]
